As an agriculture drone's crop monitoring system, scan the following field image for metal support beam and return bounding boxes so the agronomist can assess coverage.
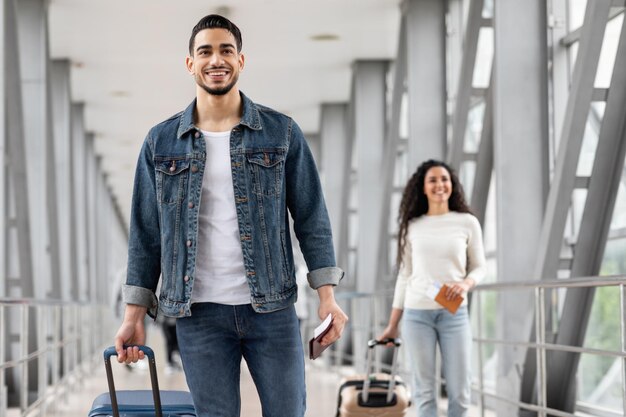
[376,18,407,282]
[352,59,388,371]
[403,0,447,166]
[17,0,61,300]
[492,0,550,415]
[0,0,6,301]
[353,60,388,294]
[448,0,485,170]
[320,103,349,259]
[546,17,626,412]
[85,133,97,302]
[71,103,89,302]
[532,0,610,286]
[521,0,612,410]
[51,59,77,301]
[4,0,37,405]
[470,87,493,225]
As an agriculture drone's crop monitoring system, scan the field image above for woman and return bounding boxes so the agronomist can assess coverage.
[379,159,486,417]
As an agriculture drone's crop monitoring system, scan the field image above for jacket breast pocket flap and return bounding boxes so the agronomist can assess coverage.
[155,158,191,176]
[246,151,285,168]
[155,158,191,204]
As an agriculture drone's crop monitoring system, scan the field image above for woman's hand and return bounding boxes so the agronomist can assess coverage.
[378,325,400,347]
[377,308,404,346]
[444,278,475,300]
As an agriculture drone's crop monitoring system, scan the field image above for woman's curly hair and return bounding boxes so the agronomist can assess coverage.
[396,159,472,267]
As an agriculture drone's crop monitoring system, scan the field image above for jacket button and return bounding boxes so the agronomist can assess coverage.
[186,240,192,247]
[184,275,190,282]
[194,131,200,138]
[191,165,198,173]
[188,202,194,208]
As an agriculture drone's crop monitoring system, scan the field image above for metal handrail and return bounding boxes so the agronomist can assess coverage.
[320,274,626,417]
[472,275,626,417]
[0,298,113,417]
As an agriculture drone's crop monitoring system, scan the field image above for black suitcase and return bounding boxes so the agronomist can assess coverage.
[88,346,196,417]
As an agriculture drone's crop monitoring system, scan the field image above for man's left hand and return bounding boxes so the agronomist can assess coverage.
[316,285,349,346]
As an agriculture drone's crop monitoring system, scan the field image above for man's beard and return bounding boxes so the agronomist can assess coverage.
[196,72,239,96]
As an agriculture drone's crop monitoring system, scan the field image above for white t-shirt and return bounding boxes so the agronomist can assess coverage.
[191,130,250,305]
[392,211,486,310]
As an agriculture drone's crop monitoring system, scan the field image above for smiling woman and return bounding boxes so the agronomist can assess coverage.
[379,159,485,417]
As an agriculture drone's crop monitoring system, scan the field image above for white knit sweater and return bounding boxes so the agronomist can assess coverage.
[392,211,486,310]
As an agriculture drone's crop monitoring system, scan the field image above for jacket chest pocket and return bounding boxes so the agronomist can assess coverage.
[246,151,285,196]
[155,158,190,204]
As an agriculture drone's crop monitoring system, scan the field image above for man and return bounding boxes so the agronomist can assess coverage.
[114,14,348,417]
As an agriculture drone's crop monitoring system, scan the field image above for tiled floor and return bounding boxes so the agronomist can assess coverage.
[8,331,491,416]
[53,362,344,416]
[51,334,347,417]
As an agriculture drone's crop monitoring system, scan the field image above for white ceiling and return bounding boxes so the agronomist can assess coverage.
[48,0,401,223]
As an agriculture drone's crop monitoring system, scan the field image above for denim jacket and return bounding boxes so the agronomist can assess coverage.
[122,93,343,318]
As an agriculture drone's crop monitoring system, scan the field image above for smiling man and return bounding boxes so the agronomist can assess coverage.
[113,14,348,417]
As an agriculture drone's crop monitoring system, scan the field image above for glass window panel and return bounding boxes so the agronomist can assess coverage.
[460,161,476,198]
[578,354,622,411]
[601,237,626,275]
[393,147,408,188]
[463,98,485,153]
[387,237,398,277]
[569,41,579,77]
[399,92,409,140]
[563,189,587,244]
[582,287,620,351]
[576,105,602,177]
[482,0,493,19]
[483,175,497,253]
[595,14,623,88]
[578,283,622,412]
[568,0,588,31]
[389,191,402,232]
[609,168,626,230]
[473,27,493,88]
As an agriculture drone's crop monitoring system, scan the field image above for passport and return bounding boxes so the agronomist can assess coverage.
[426,282,463,314]
[309,314,333,360]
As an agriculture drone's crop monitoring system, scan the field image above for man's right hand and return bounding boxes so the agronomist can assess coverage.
[114,304,148,364]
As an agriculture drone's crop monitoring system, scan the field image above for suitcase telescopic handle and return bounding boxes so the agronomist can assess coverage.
[103,345,163,417]
[368,338,402,348]
[362,338,402,404]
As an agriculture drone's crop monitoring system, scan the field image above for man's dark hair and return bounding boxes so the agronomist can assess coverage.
[188,14,243,55]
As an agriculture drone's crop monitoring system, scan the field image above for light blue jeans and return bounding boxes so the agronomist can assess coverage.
[402,306,472,417]
[176,303,306,417]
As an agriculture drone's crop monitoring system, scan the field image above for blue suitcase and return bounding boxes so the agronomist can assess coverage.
[88,346,196,417]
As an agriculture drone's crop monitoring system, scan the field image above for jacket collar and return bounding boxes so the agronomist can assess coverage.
[176,91,262,139]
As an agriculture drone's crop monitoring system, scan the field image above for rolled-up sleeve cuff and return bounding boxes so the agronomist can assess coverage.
[307,266,344,289]
[122,284,158,318]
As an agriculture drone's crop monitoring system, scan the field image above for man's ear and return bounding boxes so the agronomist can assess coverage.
[239,53,245,71]
[185,55,194,75]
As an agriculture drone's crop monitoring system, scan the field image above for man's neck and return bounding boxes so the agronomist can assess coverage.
[194,88,243,132]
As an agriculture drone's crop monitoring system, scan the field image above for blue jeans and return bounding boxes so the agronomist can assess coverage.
[402,307,472,417]
[176,303,306,417]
